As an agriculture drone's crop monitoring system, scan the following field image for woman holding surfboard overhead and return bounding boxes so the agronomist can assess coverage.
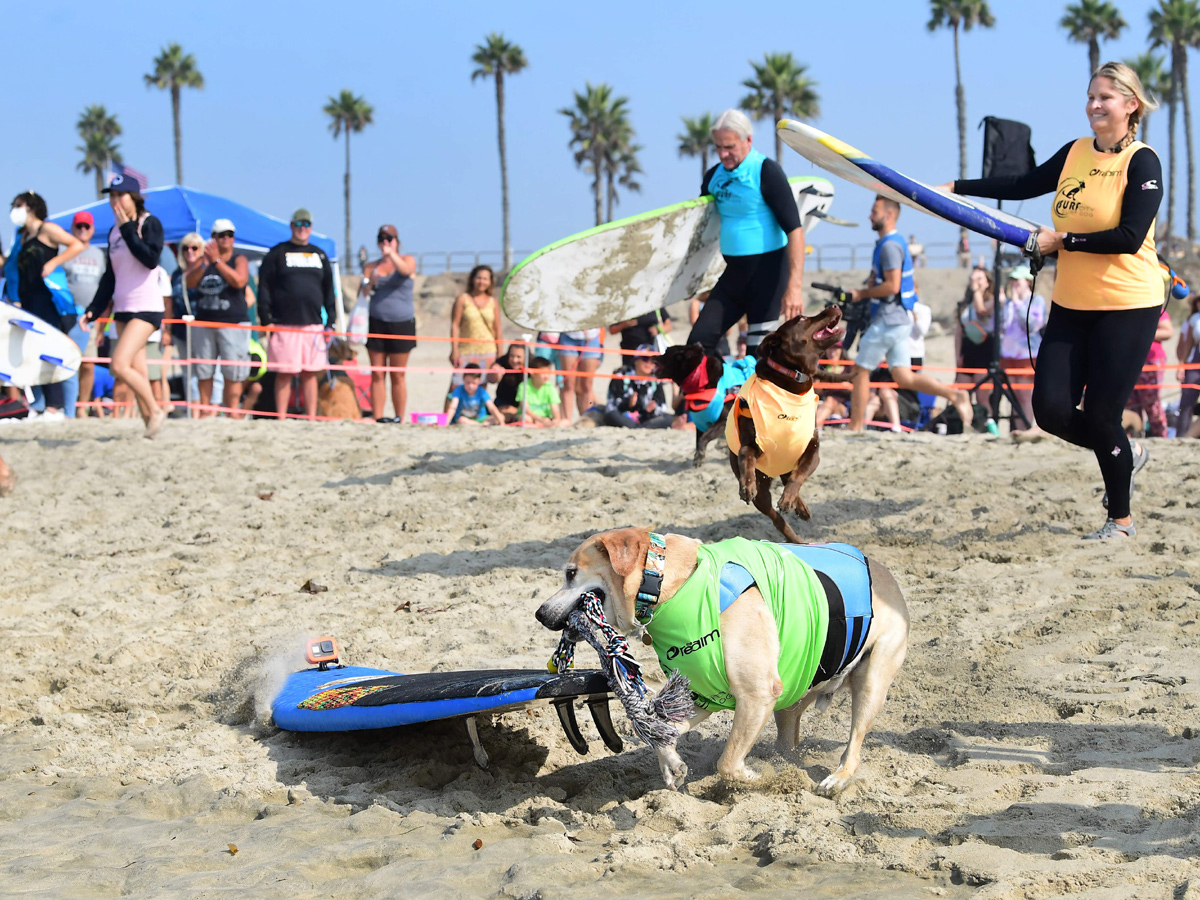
[946,62,1161,540]
[688,109,805,355]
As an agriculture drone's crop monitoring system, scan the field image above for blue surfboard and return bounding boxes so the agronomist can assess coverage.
[778,119,1044,248]
[272,663,622,768]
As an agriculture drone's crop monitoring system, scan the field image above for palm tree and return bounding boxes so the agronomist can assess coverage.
[471,33,528,271]
[323,90,375,269]
[677,113,715,183]
[76,105,122,198]
[1125,51,1170,142]
[561,83,632,227]
[928,0,995,250]
[1150,0,1200,247]
[738,53,820,162]
[143,43,203,185]
[1061,0,1128,74]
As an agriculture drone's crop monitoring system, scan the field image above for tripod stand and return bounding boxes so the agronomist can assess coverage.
[970,200,1031,432]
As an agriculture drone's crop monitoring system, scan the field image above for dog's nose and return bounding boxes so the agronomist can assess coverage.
[536,600,566,630]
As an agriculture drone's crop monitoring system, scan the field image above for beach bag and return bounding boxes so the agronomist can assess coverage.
[962,306,989,345]
[44,268,78,332]
[348,292,370,346]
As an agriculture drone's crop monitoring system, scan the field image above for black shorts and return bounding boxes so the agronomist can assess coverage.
[114,311,164,329]
[366,317,416,354]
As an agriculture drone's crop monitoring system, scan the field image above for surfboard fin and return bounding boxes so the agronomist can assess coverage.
[810,210,858,227]
[39,354,73,369]
[463,716,489,769]
[553,699,589,755]
[587,698,623,753]
[10,318,44,334]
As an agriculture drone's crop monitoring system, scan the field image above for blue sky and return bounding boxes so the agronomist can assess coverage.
[2,0,1188,266]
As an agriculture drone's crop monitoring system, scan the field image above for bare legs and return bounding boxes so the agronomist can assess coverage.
[849,365,972,432]
[274,371,320,420]
[368,350,409,421]
[111,319,166,437]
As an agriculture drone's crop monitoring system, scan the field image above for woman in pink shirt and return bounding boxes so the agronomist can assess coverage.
[81,175,169,438]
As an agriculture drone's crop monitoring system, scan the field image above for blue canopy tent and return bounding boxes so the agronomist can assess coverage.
[48,187,345,405]
[49,185,337,259]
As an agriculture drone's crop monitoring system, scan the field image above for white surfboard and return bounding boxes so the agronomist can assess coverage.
[0,303,82,387]
[501,176,840,331]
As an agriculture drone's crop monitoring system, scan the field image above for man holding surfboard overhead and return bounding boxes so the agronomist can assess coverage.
[689,109,805,355]
[847,197,975,432]
[944,62,1161,541]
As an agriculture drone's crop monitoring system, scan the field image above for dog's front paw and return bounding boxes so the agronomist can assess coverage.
[816,770,853,797]
[778,492,812,520]
[739,477,757,504]
[692,449,706,468]
[658,749,688,791]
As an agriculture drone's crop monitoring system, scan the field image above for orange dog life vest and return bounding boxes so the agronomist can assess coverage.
[724,373,817,477]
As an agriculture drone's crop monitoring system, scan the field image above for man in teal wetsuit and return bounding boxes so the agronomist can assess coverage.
[688,108,807,356]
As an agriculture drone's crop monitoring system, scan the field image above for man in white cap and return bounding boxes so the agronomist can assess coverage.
[186,217,251,415]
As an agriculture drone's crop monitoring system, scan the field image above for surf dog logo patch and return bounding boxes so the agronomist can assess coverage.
[1055,178,1090,218]
[1142,180,1159,191]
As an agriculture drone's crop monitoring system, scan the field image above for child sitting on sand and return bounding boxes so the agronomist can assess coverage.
[447,364,504,425]
[516,357,567,427]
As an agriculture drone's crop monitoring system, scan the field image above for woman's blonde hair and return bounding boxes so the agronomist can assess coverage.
[176,231,204,268]
[1092,61,1160,139]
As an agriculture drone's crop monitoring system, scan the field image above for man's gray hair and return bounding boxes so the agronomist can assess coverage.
[711,109,754,140]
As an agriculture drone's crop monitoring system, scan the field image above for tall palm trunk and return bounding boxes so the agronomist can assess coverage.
[495,70,512,270]
[1182,46,1195,246]
[773,99,784,162]
[1167,56,1179,247]
[701,149,708,182]
[953,23,969,248]
[344,130,352,269]
[605,169,614,223]
[1088,39,1099,76]
[172,85,183,184]
[94,168,104,199]
[592,142,603,227]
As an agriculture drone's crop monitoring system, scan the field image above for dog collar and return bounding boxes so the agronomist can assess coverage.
[635,532,667,624]
[765,357,812,393]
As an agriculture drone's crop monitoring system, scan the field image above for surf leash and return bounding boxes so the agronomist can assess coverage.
[549,591,693,750]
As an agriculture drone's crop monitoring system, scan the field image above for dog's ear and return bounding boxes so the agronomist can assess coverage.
[595,528,650,579]
[757,331,782,358]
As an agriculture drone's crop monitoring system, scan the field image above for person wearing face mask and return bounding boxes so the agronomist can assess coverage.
[943,62,1162,539]
[686,108,805,356]
[998,266,1047,435]
[9,191,86,418]
[81,173,169,439]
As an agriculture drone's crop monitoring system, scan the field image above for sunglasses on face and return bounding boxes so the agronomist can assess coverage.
[214,231,234,239]
[292,220,312,228]
[377,235,396,244]
[183,245,203,253]
[73,224,92,231]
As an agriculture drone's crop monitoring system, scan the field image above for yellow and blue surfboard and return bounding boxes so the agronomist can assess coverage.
[777,119,1042,248]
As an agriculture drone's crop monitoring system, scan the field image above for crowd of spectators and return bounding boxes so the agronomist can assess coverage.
[4,195,1197,437]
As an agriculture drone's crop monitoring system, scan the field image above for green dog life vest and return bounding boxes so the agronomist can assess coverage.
[645,537,830,712]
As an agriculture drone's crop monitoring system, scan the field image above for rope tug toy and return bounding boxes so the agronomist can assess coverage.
[549,591,693,750]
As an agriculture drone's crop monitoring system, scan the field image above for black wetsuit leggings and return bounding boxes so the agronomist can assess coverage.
[688,247,787,353]
[1032,302,1161,521]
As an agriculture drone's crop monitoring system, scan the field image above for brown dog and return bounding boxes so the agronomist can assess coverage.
[655,344,736,467]
[726,306,843,541]
[317,339,365,420]
[536,527,909,793]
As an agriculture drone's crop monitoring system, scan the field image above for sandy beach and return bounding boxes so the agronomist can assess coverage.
[2,416,1198,899]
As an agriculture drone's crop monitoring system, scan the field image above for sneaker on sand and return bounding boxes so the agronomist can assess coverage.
[1084,518,1136,540]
